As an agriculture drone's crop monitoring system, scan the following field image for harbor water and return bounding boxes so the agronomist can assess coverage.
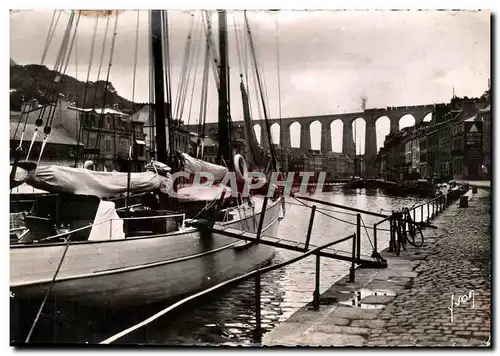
[12,187,433,345]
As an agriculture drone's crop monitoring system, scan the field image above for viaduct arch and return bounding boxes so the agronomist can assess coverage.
[185,103,448,175]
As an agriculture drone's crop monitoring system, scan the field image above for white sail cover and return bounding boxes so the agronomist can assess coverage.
[25,165,173,198]
[176,184,233,202]
[88,200,125,241]
[181,153,229,182]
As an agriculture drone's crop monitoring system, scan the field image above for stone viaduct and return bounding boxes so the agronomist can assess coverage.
[186,103,448,161]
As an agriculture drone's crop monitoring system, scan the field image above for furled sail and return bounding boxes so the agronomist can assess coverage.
[24,165,173,198]
[240,82,268,169]
[179,152,229,182]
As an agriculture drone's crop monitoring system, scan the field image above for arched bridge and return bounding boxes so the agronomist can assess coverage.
[186,102,448,161]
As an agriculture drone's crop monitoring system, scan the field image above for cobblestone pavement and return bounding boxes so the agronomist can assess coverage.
[263,189,491,347]
[366,189,491,347]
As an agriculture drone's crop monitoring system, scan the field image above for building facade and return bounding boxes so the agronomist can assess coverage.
[376,92,490,182]
[69,104,147,172]
[132,104,191,162]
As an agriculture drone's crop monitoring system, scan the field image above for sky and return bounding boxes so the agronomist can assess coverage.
[9,10,490,154]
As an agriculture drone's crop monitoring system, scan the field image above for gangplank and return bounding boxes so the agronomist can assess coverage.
[210,226,387,268]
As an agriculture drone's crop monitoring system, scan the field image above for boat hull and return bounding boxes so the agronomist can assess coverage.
[10,197,281,308]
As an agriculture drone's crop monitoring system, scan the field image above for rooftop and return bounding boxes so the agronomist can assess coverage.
[68,105,128,116]
[10,122,82,146]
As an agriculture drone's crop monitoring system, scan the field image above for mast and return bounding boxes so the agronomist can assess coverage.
[150,10,168,164]
[217,10,231,166]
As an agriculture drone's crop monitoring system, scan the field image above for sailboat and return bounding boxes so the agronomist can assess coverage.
[10,10,284,308]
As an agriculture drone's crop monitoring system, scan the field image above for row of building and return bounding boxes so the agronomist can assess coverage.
[10,98,192,172]
[375,89,491,182]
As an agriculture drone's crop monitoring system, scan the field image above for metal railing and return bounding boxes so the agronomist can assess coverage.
[99,196,386,345]
[19,213,186,244]
[100,230,358,345]
[374,186,469,254]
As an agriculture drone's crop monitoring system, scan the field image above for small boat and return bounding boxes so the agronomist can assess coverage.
[344,176,367,189]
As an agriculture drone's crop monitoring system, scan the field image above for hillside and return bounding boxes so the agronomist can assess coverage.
[10,63,138,113]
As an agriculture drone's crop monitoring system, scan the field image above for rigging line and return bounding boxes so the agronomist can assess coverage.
[74,13,99,166]
[201,11,219,83]
[40,10,62,66]
[197,39,210,156]
[90,14,111,114]
[161,11,175,153]
[183,12,203,121]
[94,12,120,161]
[248,13,272,121]
[285,200,360,217]
[13,9,61,142]
[128,10,141,151]
[131,10,140,104]
[147,11,156,158]
[232,12,244,78]
[173,11,196,120]
[38,12,82,165]
[163,11,173,120]
[244,11,276,169]
[360,215,375,250]
[179,13,202,123]
[35,10,75,123]
[186,18,204,127]
[290,196,392,232]
[47,12,82,128]
[25,235,72,343]
[275,12,284,167]
[26,11,76,160]
[201,11,220,90]
[73,17,78,166]
[242,12,250,89]
[84,11,108,163]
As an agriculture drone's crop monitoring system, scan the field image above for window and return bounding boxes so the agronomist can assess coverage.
[104,137,112,153]
[87,134,97,149]
[106,115,112,129]
[68,146,76,158]
[119,138,127,152]
[134,123,143,134]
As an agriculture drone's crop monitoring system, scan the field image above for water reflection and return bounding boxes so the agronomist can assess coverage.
[13,188,429,345]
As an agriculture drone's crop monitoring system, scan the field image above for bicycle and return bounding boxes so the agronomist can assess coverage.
[401,207,424,248]
[392,208,425,256]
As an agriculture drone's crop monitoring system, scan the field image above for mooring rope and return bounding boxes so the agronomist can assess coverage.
[25,235,72,343]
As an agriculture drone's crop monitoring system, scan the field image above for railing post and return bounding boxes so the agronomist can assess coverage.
[349,234,356,283]
[373,223,377,253]
[304,205,316,251]
[388,215,394,253]
[356,214,361,261]
[427,202,430,221]
[254,272,262,344]
[313,253,320,310]
[421,205,423,223]
[256,197,269,241]
[412,208,416,224]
